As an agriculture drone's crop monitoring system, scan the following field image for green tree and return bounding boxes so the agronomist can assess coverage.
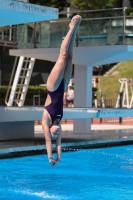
[126,7,133,15]
[69,0,119,10]
[29,0,68,11]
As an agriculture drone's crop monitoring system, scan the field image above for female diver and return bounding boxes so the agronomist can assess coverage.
[42,15,82,166]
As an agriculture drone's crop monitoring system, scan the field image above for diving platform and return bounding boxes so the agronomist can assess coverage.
[0,0,58,27]
[10,45,133,67]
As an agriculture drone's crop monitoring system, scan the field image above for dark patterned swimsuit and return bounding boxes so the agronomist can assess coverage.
[44,79,64,124]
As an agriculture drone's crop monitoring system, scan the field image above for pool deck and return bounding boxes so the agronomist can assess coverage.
[0,123,133,158]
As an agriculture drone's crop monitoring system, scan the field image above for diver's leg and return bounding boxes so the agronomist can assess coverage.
[46,15,81,91]
[63,18,81,89]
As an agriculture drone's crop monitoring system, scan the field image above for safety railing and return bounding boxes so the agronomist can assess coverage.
[13,0,29,2]
[0,26,17,48]
[15,7,133,49]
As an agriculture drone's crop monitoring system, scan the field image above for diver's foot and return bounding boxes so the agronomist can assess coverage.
[69,15,82,30]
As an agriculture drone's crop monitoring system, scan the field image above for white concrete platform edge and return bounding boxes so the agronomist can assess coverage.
[0,107,133,122]
[0,137,133,156]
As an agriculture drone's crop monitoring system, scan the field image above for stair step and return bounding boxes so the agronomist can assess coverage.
[17,84,27,86]
[23,60,34,63]
[15,91,26,94]
[13,99,23,102]
[23,60,30,62]
[21,68,29,70]
[19,76,29,78]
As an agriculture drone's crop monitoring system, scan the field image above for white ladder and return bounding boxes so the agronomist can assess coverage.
[116,78,132,108]
[129,83,133,108]
[5,56,35,107]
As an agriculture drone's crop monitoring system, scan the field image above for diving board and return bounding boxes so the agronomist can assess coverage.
[0,107,133,122]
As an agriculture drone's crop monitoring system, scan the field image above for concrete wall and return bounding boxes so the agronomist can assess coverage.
[0,121,34,140]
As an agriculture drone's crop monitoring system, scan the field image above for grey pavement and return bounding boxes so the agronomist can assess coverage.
[34,123,133,149]
[0,123,133,158]
[35,124,133,140]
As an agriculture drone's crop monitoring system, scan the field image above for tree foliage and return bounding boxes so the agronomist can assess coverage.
[69,0,119,10]
[29,0,68,11]
[126,7,133,15]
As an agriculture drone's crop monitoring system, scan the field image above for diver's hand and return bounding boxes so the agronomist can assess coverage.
[48,157,57,166]
[55,158,60,164]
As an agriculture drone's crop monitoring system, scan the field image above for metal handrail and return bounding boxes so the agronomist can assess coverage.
[16,7,133,49]
[5,56,19,105]
[50,16,124,23]
[59,7,127,15]
[123,7,126,44]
